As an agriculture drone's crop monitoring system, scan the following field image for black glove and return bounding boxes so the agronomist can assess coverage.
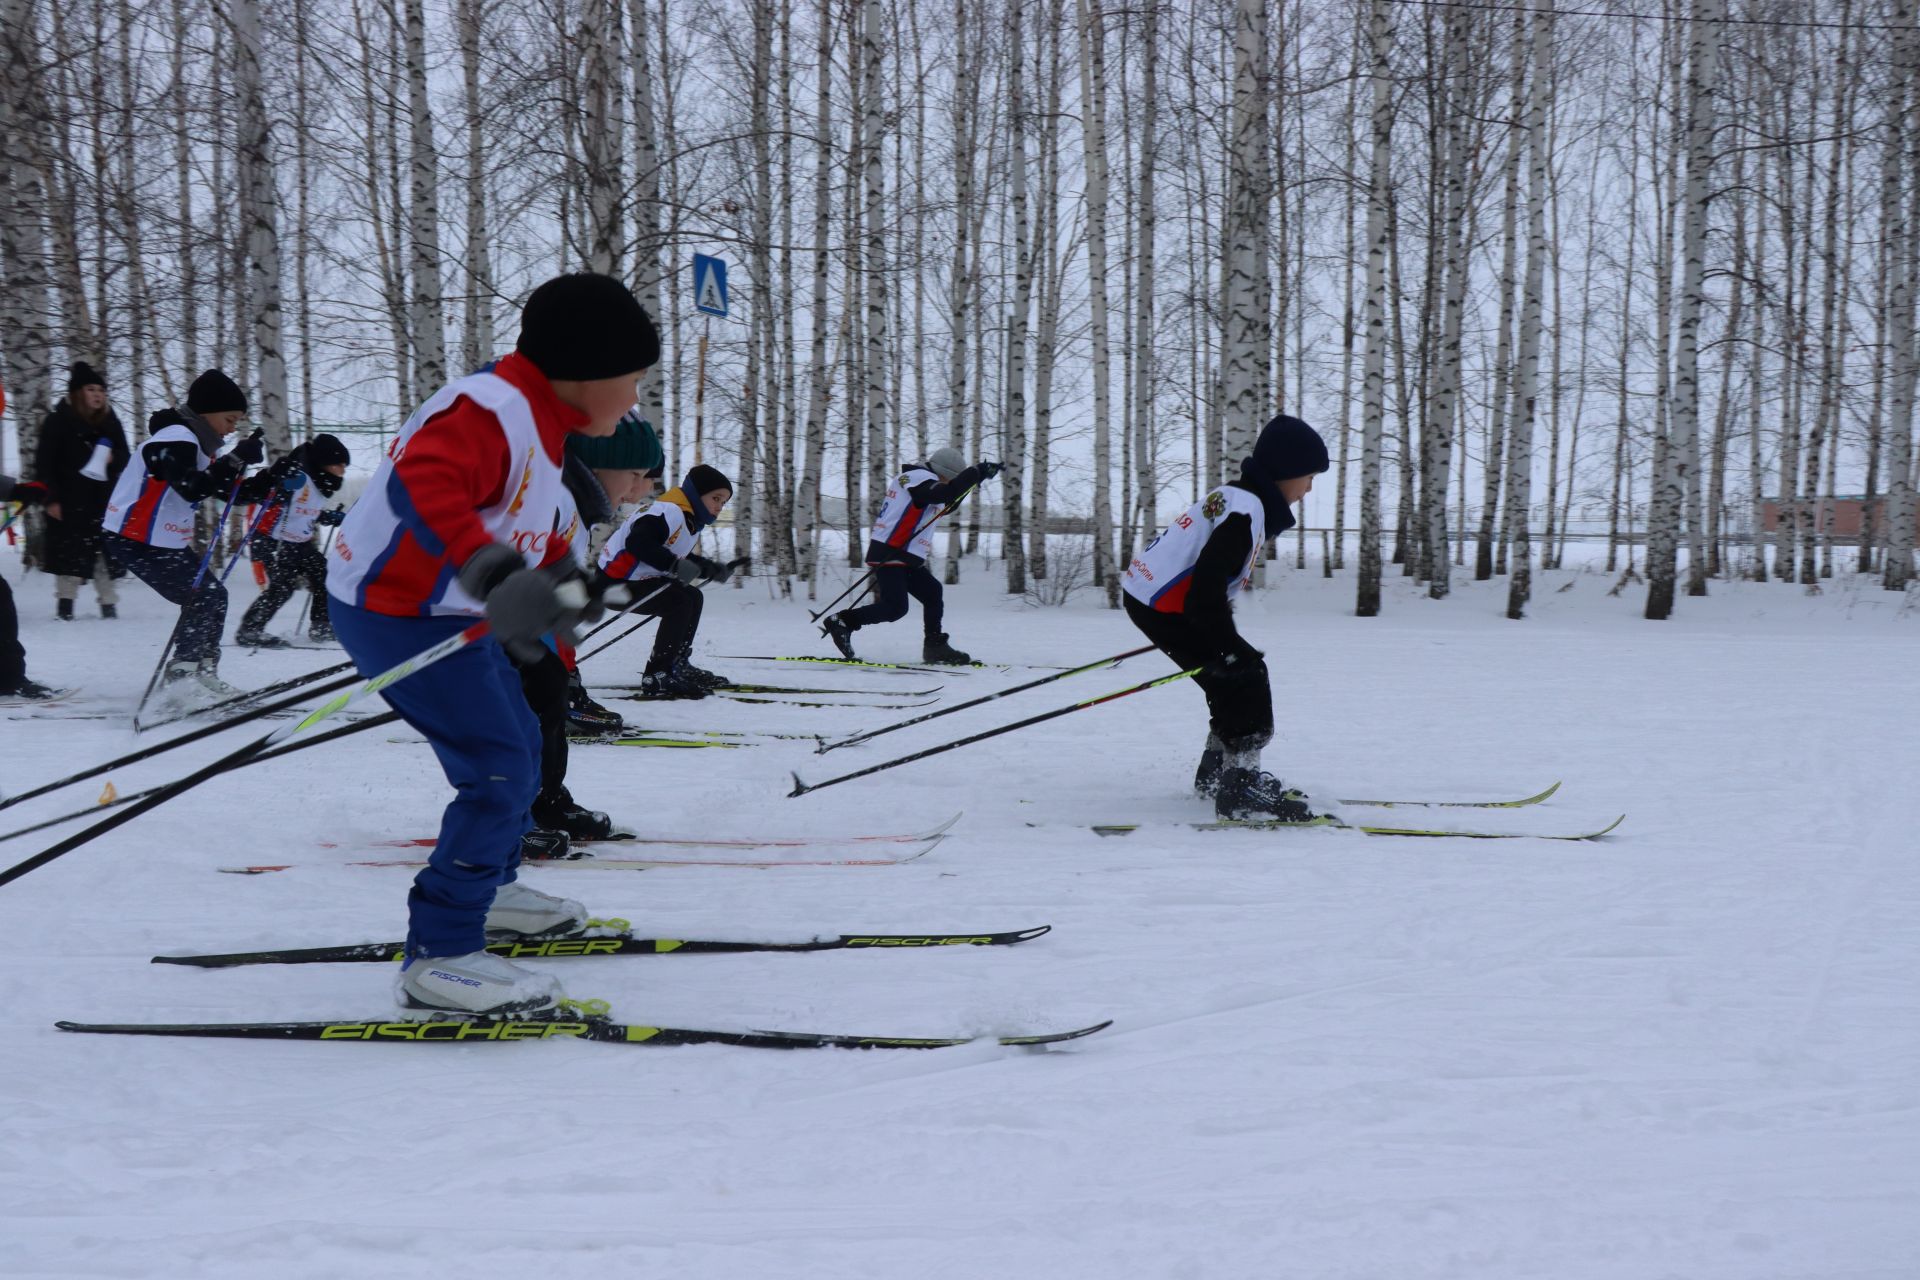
[697,555,751,584]
[316,507,346,527]
[673,558,702,585]
[228,429,266,467]
[1203,639,1265,684]
[976,460,1003,481]
[457,543,592,662]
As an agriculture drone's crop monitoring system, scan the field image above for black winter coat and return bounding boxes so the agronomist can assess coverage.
[34,398,131,578]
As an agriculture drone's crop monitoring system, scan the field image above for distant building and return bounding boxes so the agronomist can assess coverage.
[1758,495,1919,546]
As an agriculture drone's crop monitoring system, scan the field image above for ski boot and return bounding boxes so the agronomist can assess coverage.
[922,632,972,665]
[163,659,244,703]
[0,678,60,701]
[396,950,563,1018]
[484,880,590,939]
[235,628,291,649]
[308,622,336,644]
[822,612,858,660]
[565,681,626,736]
[532,787,622,842]
[677,660,731,691]
[637,664,709,700]
[1193,732,1225,798]
[518,828,574,861]
[1214,768,1314,823]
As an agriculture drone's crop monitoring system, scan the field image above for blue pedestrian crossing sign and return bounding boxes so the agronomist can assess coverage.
[692,254,729,317]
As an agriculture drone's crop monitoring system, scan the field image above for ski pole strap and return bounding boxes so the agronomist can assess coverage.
[789,665,1201,797]
[815,645,1157,755]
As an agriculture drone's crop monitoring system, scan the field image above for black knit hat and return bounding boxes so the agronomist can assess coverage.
[1242,414,1329,484]
[305,433,350,470]
[186,369,248,415]
[67,361,105,393]
[684,464,733,498]
[516,273,661,381]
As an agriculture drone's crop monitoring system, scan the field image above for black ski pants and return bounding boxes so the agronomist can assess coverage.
[634,577,703,674]
[0,573,25,691]
[105,534,227,665]
[842,562,944,636]
[240,539,331,636]
[513,645,570,807]
[1123,594,1273,748]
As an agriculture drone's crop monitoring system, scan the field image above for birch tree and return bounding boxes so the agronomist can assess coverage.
[1506,3,1553,622]
[233,0,289,450]
[1355,0,1392,618]
[402,0,447,393]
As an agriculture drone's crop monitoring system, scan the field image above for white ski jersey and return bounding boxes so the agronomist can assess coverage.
[102,423,210,549]
[598,500,700,581]
[328,368,580,617]
[866,466,941,562]
[1122,485,1266,613]
[269,478,329,544]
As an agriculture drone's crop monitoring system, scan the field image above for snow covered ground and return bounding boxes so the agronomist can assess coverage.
[2,543,1917,1279]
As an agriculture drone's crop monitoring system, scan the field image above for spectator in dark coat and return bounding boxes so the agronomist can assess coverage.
[34,361,131,619]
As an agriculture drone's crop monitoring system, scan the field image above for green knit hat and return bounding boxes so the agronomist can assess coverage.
[569,412,663,471]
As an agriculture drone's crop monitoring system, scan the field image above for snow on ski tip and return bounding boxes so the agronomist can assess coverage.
[53,1015,1114,1050]
[151,925,1053,967]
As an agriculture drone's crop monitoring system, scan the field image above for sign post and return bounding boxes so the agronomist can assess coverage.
[690,254,729,466]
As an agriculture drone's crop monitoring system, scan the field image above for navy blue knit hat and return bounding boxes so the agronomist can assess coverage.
[1242,415,1328,484]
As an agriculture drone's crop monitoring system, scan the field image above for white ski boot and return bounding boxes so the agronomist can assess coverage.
[395,950,563,1017]
[484,881,588,939]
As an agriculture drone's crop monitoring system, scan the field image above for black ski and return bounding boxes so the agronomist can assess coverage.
[55,1013,1112,1050]
[154,925,1051,968]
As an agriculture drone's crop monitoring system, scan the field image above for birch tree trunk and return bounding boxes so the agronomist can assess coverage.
[1077,0,1117,601]
[402,0,447,393]
[943,0,976,585]
[1423,3,1470,600]
[234,0,290,451]
[795,0,833,589]
[1222,0,1267,506]
[1476,9,1528,582]
[1885,0,1919,591]
[736,0,774,569]
[1647,0,1722,619]
[1028,0,1065,582]
[1355,0,1393,618]
[458,0,494,372]
[1003,0,1032,594]
[1125,0,1159,583]
[862,0,889,559]
[582,0,622,277]
[0,0,56,456]
[630,0,664,429]
[1506,3,1552,622]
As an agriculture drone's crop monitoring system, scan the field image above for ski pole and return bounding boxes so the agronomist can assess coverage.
[135,657,355,734]
[0,668,361,816]
[575,575,675,646]
[575,567,740,665]
[132,474,247,721]
[814,644,1156,755]
[0,710,401,845]
[787,665,1202,797]
[0,620,492,889]
[807,485,978,624]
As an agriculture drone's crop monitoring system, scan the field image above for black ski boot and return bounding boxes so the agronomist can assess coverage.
[532,788,621,841]
[638,664,709,700]
[823,613,857,660]
[235,628,290,649]
[1215,768,1315,823]
[308,622,336,644]
[1193,733,1225,798]
[519,828,575,861]
[566,679,627,735]
[922,632,972,665]
[678,660,731,691]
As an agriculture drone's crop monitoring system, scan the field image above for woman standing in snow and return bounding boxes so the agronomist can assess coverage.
[34,361,130,620]
[1122,414,1329,822]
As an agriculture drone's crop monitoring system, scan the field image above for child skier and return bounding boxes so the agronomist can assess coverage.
[325,272,655,1018]
[101,370,274,698]
[1122,414,1328,822]
[236,433,351,647]
[561,411,664,733]
[823,447,999,664]
[594,464,745,699]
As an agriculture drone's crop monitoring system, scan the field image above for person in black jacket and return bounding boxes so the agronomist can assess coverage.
[824,446,999,664]
[34,362,131,619]
[100,369,285,698]
[1,473,58,699]
[1120,414,1329,822]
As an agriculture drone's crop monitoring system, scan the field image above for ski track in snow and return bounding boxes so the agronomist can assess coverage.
[2,548,1917,1279]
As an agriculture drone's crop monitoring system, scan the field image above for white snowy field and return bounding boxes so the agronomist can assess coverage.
[2,544,1917,1280]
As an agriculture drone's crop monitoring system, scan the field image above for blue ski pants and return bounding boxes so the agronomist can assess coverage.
[330,600,539,958]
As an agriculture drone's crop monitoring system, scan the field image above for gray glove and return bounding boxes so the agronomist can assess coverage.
[673,558,701,585]
[457,542,589,662]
